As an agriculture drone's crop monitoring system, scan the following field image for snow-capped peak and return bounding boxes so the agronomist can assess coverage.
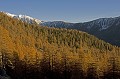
[4,12,17,17]
[2,11,120,32]
[3,12,43,24]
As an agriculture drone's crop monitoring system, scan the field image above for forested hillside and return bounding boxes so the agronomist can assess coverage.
[42,17,120,46]
[0,12,120,79]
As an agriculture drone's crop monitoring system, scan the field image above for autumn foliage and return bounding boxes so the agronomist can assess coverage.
[0,12,120,79]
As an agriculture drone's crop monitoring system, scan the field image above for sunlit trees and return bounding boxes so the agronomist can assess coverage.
[0,12,120,79]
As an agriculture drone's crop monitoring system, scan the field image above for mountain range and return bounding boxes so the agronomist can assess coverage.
[0,11,120,79]
[41,17,120,46]
[4,12,120,46]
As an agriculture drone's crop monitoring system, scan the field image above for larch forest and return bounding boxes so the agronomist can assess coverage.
[0,12,120,79]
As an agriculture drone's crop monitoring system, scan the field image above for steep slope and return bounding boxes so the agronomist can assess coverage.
[0,12,120,79]
[41,17,120,46]
[3,12,120,46]
[74,17,120,46]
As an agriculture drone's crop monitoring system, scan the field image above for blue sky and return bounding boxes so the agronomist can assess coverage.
[0,0,120,22]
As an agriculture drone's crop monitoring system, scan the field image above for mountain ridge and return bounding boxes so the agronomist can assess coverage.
[3,12,120,31]
[2,11,120,46]
[4,12,43,24]
[0,12,120,79]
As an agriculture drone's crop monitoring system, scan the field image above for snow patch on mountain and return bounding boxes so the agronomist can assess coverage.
[5,12,17,17]
[84,18,115,31]
[2,11,120,32]
[4,12,43,24]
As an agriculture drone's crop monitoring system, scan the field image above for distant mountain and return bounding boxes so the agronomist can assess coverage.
[41,17,120,46]
[4,12,43,24]
[74,17,120,46]
[41,21,74,28]
[3,12,120,46]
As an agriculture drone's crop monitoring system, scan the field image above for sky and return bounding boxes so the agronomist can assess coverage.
[0,0,120,23]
